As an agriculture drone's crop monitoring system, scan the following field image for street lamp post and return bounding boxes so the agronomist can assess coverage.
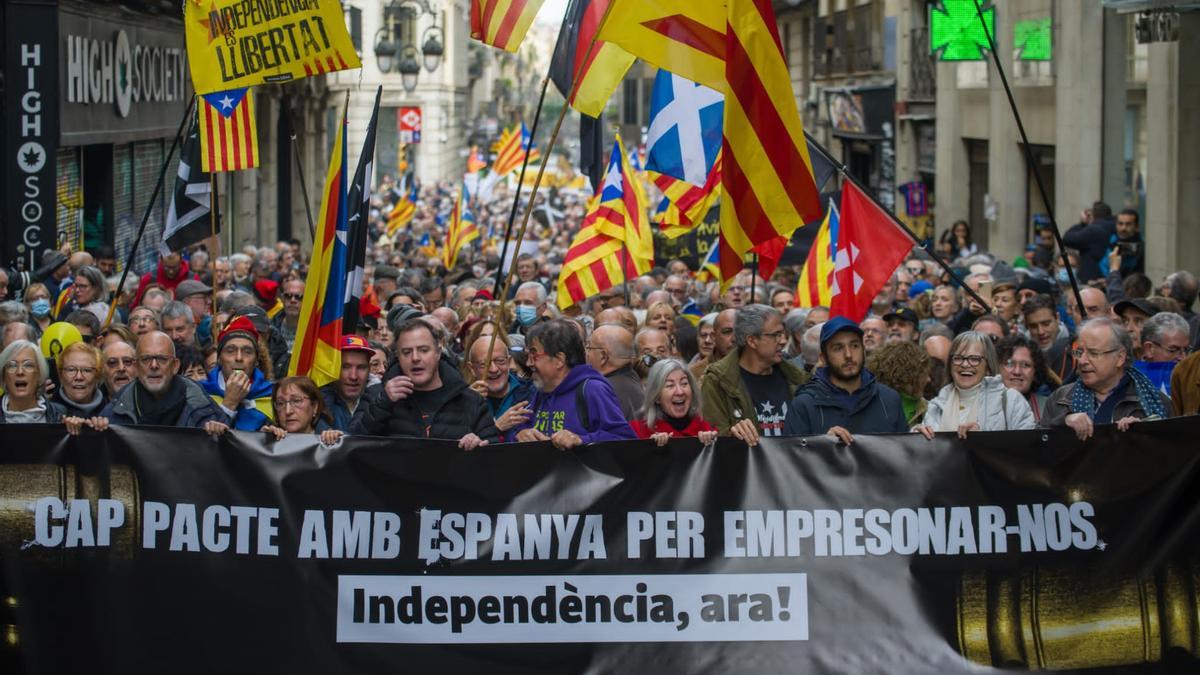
[373,0,444,90]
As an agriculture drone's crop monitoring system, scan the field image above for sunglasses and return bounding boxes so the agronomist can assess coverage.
[282,293,303,301]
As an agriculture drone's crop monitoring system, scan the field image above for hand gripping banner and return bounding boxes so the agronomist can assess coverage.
[2,419,1200,673]
[185,0,362,94]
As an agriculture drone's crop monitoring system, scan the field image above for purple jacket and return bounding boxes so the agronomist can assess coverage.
[511,364,636,443]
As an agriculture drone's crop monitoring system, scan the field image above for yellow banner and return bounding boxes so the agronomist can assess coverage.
[185,0,361,95]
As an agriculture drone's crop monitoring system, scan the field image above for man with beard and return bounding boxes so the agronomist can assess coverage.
[102,332,226,427]
[320,335,374,431]
[467,335,534,434]
[511,319,635,448]
[782,317,909,442]
[701,304,809,444]
[353,318,498,448]
[883,308,919,344]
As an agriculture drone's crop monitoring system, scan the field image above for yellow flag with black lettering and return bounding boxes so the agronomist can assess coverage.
[184,0,361,95]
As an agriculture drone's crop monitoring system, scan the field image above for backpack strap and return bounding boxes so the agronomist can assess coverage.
[575,380,590,431]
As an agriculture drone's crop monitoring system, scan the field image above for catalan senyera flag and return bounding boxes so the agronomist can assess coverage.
[442,186,480,270]
[198,88,259,172]
[651,151,722,239]
[288,107,348,388]
[797,201,838,308]
[718,0,822,281]
[492,123,540,176]
[549,0,635,117]
[387,184,419,237]
[595,1,725,91]
[470,0,545,52]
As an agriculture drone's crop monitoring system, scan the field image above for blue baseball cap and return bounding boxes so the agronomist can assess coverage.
[908,280,933,298]
[819,316,863,348]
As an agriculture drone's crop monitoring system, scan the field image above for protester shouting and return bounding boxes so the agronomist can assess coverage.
[916,332,1036,439]
[631,359,718,446]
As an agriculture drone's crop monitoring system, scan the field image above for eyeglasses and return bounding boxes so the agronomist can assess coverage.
[130,315,157,324]
[61,366,97,377]
[759,330,788,342]
[1002,359,1034,371]
[80,334,95,344]
[138,355,173,366]
[1146,341,1193,357]
[282,293,303,302]
[906,266,924,276]
[950,354,985,366]
[276,397,311,410]
[106,357,136,368]
[4,360,36,372]
[1071,347,1122,361]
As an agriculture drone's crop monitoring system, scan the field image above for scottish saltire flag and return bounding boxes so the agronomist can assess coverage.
[198,88,259,172]
[288,107,348,388]
[645,69,723,186]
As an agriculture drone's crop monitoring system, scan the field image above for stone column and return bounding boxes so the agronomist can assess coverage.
[1053,0,1104,238]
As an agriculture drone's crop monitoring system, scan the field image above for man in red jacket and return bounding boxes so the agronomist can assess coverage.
[133,253,197,307]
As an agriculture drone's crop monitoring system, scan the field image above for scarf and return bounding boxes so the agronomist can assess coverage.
[1071,368,1167,421]
[133,377,188,426]
[2,395,47,423]
[61,387,105,416]
[938,381,982,432]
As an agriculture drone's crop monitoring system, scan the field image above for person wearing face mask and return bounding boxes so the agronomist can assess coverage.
[511,282,547,336]
[631,359,718,446]
[23,283,54,332]
[915,332,1036,439]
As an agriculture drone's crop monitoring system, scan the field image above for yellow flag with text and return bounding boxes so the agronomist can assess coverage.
[184,0,362,95]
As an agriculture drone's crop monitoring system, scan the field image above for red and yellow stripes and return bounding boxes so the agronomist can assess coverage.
[442,192,479,270]
[199,89,258,172]
[718,0,821,282]
[386,199,416,237]
[797,204,836,308]
[556,224,643,309]
[471,0,544,53]
[651,151,722,238]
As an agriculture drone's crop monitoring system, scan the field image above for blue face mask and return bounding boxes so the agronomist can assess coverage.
[1056,268,1072,284]
[30,299,51,317]
[515,305,538,327]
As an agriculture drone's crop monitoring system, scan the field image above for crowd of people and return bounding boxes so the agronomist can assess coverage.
[0,190,1195,451]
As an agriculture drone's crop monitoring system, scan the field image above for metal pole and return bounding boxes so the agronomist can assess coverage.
[283,89,318,242]
[493,76,552,299]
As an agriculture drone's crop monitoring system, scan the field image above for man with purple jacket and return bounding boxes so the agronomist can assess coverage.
[512,319,636,448]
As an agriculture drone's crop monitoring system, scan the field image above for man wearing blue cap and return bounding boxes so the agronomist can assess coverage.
[782,316,909,443]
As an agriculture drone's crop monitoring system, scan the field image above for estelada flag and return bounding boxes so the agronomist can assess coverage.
[797,201,839,308]
[288,105,349,388]
[184,0,360,94]
[470,0,545,53]
[828,182,915,322]
[549,0,634,117]
[199,88,259,172]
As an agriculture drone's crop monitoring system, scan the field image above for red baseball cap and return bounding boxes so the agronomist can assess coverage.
[253,279,279,304]
[342,334,375,354]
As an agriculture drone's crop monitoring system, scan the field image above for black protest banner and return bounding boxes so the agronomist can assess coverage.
[3,419,1200,673]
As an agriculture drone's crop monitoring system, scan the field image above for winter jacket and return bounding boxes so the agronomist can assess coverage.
[1170,351,1200,416]
[1042,379,1174,428]
[921,376,1036,432]
[201,366,275,431]
[631,415,715,439]
[351,360,500,442]
[320,384,366,432]
[700,350,810,435]
[53,387,108,419]
[133,259,198,307]
[1062,217,1116,283]
[0,397,67,424]
[509,364,636,443]
[485,373,535,419]
[102,377,229,428]
[782,368,909,437]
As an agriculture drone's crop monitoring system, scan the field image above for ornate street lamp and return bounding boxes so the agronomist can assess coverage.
[373,0,444,87]
[398,46,421,93]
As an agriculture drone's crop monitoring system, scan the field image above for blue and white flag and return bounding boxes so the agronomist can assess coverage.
[645,69,723,186]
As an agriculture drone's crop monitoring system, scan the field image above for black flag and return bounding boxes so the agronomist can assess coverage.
[161,111,218,255]
[343,87,382,331]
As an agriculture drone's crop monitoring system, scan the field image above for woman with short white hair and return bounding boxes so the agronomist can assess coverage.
[0,340,65,424]
[915,331,1035,439]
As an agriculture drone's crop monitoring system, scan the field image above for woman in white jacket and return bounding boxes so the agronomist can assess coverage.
[915,331,1035,439]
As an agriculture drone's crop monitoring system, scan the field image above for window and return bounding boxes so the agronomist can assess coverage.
[346,5,362,54]
[622,79,638,126]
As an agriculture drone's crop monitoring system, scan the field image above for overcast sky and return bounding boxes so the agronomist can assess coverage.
[534,0,569,27]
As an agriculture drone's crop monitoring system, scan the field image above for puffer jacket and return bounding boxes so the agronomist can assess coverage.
[921,376,1036,431]
[351,360,499,442]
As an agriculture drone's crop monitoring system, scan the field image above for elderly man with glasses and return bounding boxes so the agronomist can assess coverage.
[101,331,227,428]
[1042,318,1173,440]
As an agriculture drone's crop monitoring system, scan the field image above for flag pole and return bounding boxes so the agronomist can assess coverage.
[493,76,552,299]
[103,95,196,329]
[803,131,993,314]
[485,4,615,365]
[749,253,757,303]
[969,0,1084,316]
[283,88,318,242]
[210,172,220,316]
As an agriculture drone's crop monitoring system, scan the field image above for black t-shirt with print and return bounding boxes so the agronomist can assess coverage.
[740,367,790,437]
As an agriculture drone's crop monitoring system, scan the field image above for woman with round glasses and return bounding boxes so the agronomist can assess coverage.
[915,331,1035,438]
[262,376,343,445]
[52,342,108,418]
[995,334,1060,423]
[0,340,66,424]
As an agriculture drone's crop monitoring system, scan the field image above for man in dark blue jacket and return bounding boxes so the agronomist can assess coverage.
[782,317,909,443]
[320,335,374,431]
[1062,201,1116,283]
